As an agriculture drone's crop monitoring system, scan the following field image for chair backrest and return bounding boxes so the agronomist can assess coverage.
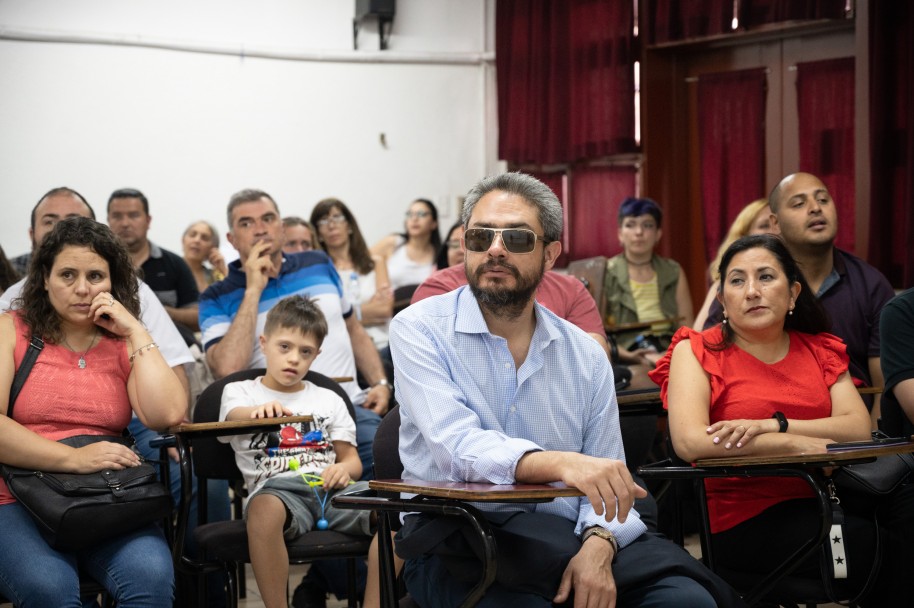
[191,368,356,481]
[566,256,608,322]
[392,284,420,315]
[372,404,403,480]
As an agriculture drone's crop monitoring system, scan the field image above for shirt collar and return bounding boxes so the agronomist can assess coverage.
[453,285,561,351]
[816,249,846,298]
[147,241,163,259]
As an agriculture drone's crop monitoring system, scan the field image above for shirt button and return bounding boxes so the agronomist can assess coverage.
[504,362,511,369]
[510,406,516,413]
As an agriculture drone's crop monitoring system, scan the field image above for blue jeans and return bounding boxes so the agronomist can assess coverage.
[353,405,380,481]
[0,502,173,607]
[403,554,716,608]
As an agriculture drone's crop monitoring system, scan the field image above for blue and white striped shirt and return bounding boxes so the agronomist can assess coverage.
[389,286,647,547]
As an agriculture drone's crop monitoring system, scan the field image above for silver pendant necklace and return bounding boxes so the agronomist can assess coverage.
[62,329,98,369]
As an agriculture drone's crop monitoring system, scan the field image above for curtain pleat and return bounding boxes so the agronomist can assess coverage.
[496,0,635,165]
[567,166,638,260]
[797,57,856,254]
[868,1,914,288]
[697,68,768,264]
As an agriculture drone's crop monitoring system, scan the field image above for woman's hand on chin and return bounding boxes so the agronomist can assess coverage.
[90,292,142,337]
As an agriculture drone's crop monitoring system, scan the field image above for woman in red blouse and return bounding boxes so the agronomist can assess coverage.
[649,234,883,598]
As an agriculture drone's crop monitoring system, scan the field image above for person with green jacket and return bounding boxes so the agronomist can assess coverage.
[603,197,694,353]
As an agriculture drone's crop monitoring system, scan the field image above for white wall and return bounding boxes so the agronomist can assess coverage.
[0,0,498,262]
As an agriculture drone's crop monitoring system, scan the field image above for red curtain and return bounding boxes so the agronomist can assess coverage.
[647,0,732,45]
[796,57,856,254]
[647,0,846,45]
[868,1,914,289]
[740,0,846,26]
[697,68,768,263]
[527,170,569,265]
[496,0,635,164]
[566,166,637,260]
[527,170,565,206]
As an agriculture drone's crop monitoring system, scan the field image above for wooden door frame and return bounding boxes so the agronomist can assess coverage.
[640,7,867,311]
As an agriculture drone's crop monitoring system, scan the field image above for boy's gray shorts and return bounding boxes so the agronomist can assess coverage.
[246,477,372,539]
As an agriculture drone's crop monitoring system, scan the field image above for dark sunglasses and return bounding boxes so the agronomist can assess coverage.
[463,228,548,254]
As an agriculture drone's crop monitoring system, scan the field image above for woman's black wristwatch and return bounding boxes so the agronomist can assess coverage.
[772,411,788,433]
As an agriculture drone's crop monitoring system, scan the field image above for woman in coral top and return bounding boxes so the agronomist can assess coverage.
[649,234,882,597]
[0,217,186,606]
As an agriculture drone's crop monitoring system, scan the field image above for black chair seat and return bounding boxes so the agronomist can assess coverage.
[195,520,371,563]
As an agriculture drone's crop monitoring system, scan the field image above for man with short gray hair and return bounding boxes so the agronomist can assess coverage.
[390,172,741,607]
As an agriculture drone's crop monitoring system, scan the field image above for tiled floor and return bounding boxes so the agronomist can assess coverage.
[239,564,348,608]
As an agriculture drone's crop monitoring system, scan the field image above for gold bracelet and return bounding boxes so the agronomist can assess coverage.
[129,342,159,363]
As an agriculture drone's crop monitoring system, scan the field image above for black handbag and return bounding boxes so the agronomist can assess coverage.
[832,432,914,495]
[1,335,173,551]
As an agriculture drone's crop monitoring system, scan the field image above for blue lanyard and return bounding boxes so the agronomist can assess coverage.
[289,461,330,530]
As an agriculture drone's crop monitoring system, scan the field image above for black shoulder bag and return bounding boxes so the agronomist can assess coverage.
[2,335,173,551]
[833,431,914,495]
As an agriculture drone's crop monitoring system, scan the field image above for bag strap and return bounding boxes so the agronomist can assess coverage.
[821,480,883,606]
[7,335,44,420]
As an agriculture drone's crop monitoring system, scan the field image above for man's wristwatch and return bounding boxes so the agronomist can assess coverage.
[372,378,391,391]
[581,526,619,561]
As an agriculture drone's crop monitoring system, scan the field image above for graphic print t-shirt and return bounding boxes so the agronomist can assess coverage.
[218,377,356,496]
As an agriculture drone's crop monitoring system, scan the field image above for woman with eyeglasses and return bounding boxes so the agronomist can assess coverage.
[370,198,441,291]
[310,198,393,349]
[435,222,465,269]
[603,197,694,355]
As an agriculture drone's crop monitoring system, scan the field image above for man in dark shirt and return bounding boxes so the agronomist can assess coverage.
[705,172,895,426]
[879,288,914,436]
[107,188,200,339]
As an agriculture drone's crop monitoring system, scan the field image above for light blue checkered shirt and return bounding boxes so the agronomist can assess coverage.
[389,286,647,548]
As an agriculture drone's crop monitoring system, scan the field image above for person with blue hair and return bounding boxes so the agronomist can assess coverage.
[603,197,694,354]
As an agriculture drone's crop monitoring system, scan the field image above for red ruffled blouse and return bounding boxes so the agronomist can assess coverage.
[649,326,849,533]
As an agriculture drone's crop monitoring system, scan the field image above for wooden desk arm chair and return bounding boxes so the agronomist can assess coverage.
[332,405,582,608]
[638,453,873,607]
[163,368,372,608]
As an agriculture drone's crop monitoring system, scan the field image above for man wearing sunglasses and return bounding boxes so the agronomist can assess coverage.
[388,173,742,608]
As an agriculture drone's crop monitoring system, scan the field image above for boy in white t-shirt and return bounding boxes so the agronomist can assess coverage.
[219,295,370,608]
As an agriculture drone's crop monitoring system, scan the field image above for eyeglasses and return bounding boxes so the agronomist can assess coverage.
[463,228,548,254]
[405,210,431,220]
[316,214,347,228]
[445,239,462,250]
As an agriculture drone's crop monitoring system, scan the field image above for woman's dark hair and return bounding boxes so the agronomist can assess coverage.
[15,217,140,343]
[0,245,19,292]
[710,234,830,349]
[618,197,662,228]
[435,221,463,269]
[310,198,375,276]
[402,198,442,252]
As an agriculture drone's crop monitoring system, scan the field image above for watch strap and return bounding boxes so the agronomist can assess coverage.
[582,526,619,560]
[772,411,788,433]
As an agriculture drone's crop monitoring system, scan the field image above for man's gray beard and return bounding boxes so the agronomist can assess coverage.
[467,260,544,321]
